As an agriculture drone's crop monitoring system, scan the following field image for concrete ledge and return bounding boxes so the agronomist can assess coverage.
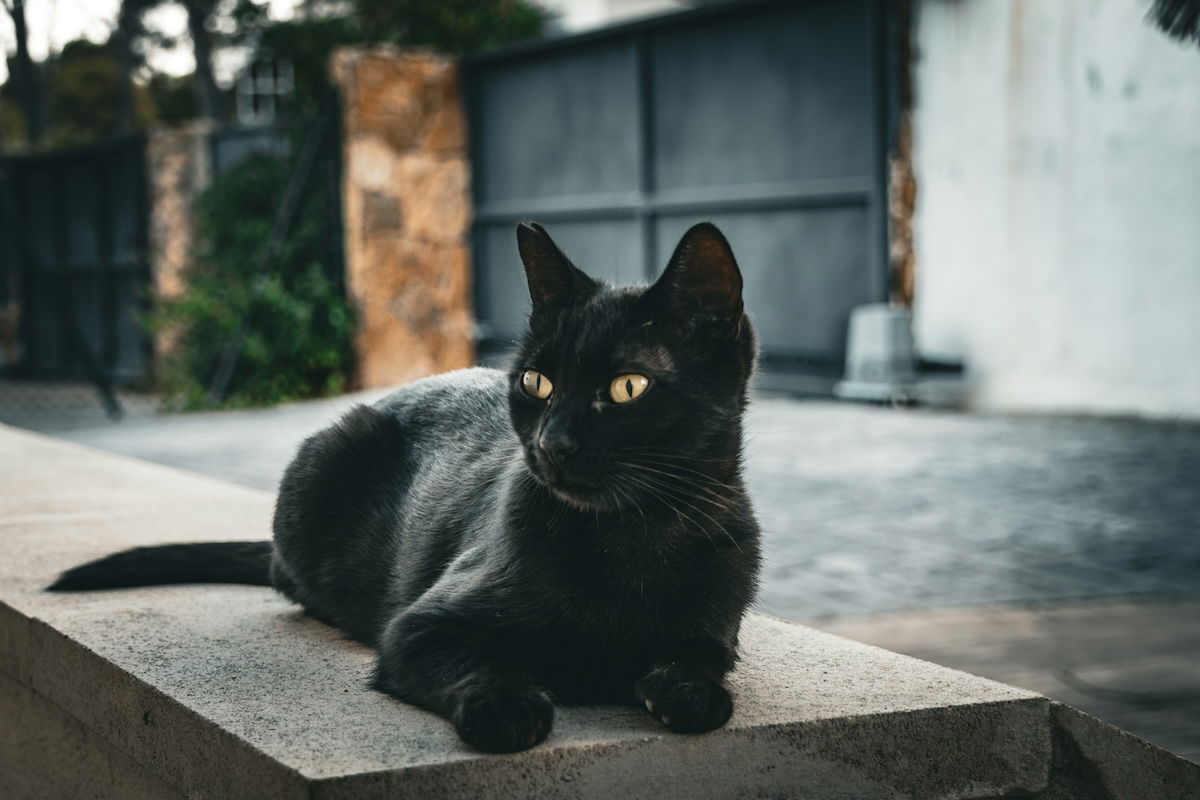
[2,424,1197,799]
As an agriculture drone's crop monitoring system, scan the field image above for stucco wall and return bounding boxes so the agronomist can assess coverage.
[539,0,687,31]
[912,0,1200,418]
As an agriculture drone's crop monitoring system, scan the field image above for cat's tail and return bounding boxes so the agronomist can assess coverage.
[46,541,273,592]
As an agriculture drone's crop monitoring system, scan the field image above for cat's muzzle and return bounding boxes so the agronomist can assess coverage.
[526,447,613,511]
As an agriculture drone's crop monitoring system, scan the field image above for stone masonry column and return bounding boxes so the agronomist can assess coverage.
[146,120,213,358]
[332,48,474,389]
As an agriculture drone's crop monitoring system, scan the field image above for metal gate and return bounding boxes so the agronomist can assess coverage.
[464,0,892,375]
[0,136,150,384]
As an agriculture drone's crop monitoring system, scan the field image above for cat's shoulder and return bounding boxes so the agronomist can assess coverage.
[372,367,510,427]
[287,368,511,480]
[375,367,507,407]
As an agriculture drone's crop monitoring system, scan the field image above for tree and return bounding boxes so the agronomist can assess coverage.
[1,0,43,144]
[254,15,362,116]
[42,39,154,147]
[182,0,221,120]
[110,0,222,125]
[0,96,25,147]
[215,0,547,122]
[352,0,546,54]
[146,72,197,125]
[113,0,164,133]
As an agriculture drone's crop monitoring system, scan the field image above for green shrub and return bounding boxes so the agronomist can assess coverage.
[149,151,354,409]
[352,0,547,54]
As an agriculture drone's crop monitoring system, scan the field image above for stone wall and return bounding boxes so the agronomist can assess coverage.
[887,0,916,307]
[332,48,474,389]
[145,121,213,357]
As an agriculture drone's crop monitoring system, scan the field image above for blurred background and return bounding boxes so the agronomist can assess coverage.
[1,0,1197,765]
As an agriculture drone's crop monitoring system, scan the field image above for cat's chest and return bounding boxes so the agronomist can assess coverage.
[528,542,717,637]
[496,505,748,643]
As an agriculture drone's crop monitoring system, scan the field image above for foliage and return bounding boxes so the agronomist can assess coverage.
[225,0,546,120]
[146,72,198,125]
[0,96,27,149]
[1,0,548,144]
[257,16,364,116]
[352,0,547,54]
[148,152,354,409]
[43,40,154,147]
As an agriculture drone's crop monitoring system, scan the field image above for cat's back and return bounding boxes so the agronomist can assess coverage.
[278,367,513,525]
[272,368,514,641]
[373,367,510,441]
[280,367,510,494]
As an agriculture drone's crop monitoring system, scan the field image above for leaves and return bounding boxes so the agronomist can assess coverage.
[148,151,355,409]
[354,0,546,54]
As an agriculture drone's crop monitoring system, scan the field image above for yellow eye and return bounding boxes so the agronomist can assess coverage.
[609,374,650,404]
[521,369,553,400]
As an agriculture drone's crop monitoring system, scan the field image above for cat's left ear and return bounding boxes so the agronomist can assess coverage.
[646,222,743,319]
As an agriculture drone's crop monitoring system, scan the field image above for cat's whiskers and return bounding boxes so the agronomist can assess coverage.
[615,469,739,558]
[623,454,744,491]
[617,470,742,553]
[621,474,718,551]
[545,488,569,532]
[632,455,742,487]
[629,467,737,507]
[610,479,649,530]
[623,457,747,498]
[636,477,740,552]
[624,447,736,466]
[616,461,735,510]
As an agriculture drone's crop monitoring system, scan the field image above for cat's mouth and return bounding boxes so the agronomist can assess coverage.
[526,457,615,512]
[545,481,612,511]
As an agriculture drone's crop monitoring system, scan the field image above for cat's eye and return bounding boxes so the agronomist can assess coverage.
[609,374,650,404]
[520,369,554,400]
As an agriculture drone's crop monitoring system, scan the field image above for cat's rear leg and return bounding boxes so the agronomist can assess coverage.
[635,639,735,734]
[374,607,553,753]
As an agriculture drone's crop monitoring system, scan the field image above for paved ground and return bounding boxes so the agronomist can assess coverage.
[817,596,1200,764]
[5,381,1199,761]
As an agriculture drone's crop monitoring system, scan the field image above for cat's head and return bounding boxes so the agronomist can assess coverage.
[508,221,756,512]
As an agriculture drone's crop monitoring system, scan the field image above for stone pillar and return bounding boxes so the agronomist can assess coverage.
[332,48,474,389]
[146,120,213,356]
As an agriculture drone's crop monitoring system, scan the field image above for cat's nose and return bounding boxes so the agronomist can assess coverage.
[537,432,578,464]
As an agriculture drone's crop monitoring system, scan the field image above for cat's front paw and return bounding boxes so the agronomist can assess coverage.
[636,666,733,734]
[453,684,554,753]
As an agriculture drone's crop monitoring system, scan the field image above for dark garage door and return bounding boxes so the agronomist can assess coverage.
[464,0,892,378]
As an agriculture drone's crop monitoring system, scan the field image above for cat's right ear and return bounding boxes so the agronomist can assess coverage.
[516,221,595,309]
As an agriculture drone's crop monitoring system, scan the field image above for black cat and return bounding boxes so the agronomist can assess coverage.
[50,221,762,754]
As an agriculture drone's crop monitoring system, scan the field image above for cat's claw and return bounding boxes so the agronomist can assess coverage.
[453,685,554,753]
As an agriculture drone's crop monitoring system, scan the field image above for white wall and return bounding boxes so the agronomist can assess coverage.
[539,0,688,32]
[912,0,1200,418]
